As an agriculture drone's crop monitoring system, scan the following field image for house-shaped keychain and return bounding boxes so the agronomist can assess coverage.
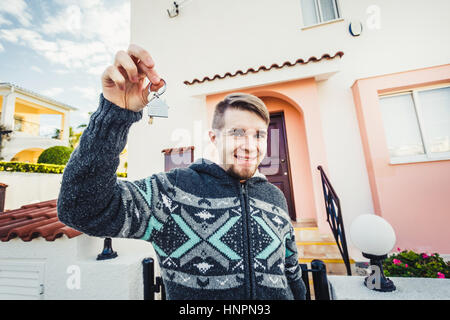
[147,79,169,124]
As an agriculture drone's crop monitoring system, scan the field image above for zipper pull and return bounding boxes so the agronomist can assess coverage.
[241,183,245,194]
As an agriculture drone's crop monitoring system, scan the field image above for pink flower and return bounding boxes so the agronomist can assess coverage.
[405,264,408,268]
[422,253,429,259]
[393,259,401,265]
[397,247,401,252]
[437,272,445,279]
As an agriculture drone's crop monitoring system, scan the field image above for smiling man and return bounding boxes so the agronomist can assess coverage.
[57,44,306,300]
[210,94,269,181]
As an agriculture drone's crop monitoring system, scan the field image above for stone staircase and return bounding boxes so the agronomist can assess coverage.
[293,220,356,276]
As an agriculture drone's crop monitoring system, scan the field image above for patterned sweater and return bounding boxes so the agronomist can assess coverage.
[57,94,306,300]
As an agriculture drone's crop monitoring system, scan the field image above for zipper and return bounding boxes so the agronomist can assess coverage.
[240,181,254,299]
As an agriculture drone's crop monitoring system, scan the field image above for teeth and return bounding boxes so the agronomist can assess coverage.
[236,155,254,161]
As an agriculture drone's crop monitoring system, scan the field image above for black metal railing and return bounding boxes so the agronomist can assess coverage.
[142,258,166,300]
[143,257,331,300]
[317,165,352,276]
[300,260,331,300]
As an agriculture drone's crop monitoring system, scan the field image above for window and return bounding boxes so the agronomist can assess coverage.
[301,0,341,27]
[162,146,194,171]
[379,85,450,164]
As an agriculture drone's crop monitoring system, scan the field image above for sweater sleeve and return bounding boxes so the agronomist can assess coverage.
[285,224,307,300]
[57,94,170,240]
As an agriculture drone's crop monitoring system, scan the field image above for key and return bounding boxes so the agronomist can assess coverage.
[146,79,169,124]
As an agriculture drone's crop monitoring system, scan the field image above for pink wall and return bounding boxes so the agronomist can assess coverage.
[352,64,450,254]
[205,78,333,235]
[261,96,316,222]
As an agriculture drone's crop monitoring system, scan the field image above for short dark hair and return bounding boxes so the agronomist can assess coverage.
[212,93,270,130]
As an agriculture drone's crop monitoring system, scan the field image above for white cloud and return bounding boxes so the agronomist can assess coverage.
[42,87,64,98]
[72,86,97,100]
[41,5,82,35]
[0,0,32,27]
[0,29,20,43]
[31,66,43,73]
[0,1,130,76]
[0,14,12,26]
[0,42,4,52]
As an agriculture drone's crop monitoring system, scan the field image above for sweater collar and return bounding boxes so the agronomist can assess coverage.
[188,158,267,185]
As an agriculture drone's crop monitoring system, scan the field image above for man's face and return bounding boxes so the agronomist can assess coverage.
[210,108,268,180]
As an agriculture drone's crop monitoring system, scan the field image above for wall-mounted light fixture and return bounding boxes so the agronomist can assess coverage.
[350,214,397,292]
[167,0,193,18]
[349,21,363,37]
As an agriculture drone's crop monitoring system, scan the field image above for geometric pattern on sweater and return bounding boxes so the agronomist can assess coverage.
[131,175,295,290]
[154,172,241,210]
[108,176,296,291]
[122,173,300,292]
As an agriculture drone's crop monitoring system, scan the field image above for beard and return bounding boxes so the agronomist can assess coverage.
[225,164,258,180]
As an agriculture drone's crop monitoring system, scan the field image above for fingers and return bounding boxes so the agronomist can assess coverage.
[114,50,139,83]
[136,60,161,85]
[127,44,155,68]
[104,65,126,91]
[114,44,161,86]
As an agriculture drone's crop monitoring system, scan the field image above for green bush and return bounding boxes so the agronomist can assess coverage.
[0,161,127,177]
[37,146,74,165]
[0,161,65,174]
[383,249,449,278]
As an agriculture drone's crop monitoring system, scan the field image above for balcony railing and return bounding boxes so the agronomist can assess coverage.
[317,165,352,276]
[0,112,61,139]
[14,117,40,136]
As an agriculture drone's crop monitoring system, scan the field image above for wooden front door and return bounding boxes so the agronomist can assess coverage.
[258,112,296,221]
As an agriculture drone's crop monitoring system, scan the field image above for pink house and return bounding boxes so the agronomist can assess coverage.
[352,64,450,254]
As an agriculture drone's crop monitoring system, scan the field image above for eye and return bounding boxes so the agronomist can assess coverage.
[230,128,245,137]
[256,131,267,139]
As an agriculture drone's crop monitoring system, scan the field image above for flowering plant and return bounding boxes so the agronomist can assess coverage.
[383,249,449,278]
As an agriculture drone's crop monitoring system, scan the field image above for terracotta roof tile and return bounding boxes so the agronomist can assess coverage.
[183,51,344,85]
[161,146,195,154]
[0,199,82,242]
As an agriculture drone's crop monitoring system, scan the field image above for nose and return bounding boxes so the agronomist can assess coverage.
[239,136,258,154]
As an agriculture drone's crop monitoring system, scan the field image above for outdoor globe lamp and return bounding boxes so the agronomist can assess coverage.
[350,214,397,292]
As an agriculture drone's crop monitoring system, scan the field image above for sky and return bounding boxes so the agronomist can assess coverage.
[0,0,130,136]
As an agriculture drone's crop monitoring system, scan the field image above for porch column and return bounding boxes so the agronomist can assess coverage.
[60,111,70,145]
[1,90,16,131]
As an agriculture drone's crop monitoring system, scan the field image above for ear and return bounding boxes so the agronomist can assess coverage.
[208,130,217,145]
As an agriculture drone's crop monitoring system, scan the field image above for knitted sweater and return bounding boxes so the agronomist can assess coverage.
[57,94,306,300]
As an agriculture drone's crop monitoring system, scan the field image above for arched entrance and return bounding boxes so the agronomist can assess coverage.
[256,94,317,224]
[10,148,44,163]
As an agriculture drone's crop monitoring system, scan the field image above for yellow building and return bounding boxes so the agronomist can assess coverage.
[0,83,77,162]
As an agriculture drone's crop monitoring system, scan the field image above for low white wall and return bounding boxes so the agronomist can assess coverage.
[0,172,63,211]
[0,235,158,300]
[0,172,129,211]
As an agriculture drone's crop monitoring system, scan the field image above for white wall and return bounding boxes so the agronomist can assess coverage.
[0,172,63,210]
[0,172,130,211]
[0,235,158,300]
[128,0,450,259]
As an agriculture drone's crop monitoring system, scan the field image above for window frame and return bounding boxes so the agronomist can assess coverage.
[162,146,195,171]
[301,0,343,29]
[378,83,450,165]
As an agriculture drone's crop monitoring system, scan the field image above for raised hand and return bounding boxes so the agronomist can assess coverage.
[101,44,163,112]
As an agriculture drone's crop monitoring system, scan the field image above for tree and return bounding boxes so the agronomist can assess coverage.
[0,124,13,161]
[52,112,93,149]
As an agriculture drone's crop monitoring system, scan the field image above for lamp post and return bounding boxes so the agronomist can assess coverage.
[96,237,118,260]
[349,214,397,292]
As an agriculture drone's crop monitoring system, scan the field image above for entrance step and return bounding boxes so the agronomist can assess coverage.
[293,226,335,242]
[296,241,343,260]
[294,226,354,276]
[299,258,356,276]
[292,219,317,228]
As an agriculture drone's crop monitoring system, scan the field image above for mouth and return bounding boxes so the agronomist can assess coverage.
[234,154,258,166]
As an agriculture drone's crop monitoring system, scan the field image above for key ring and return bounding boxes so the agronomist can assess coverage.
[148,78,166,100]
